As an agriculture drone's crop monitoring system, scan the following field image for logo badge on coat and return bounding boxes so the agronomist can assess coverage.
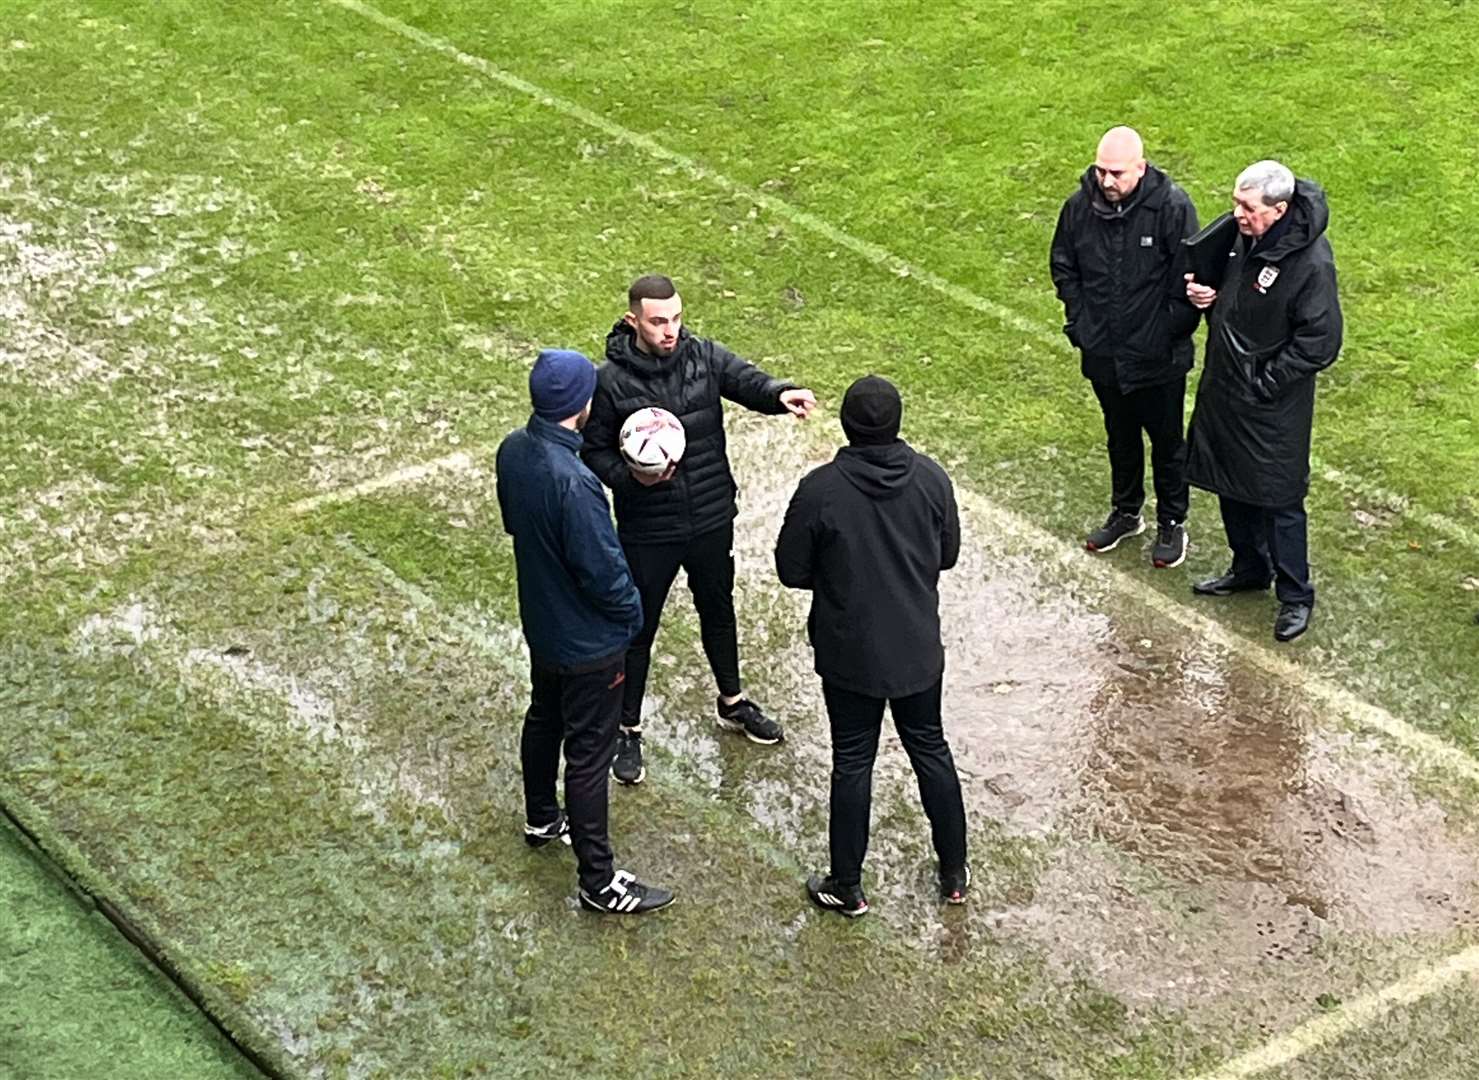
[1255,265,1280,293]
[1139,235,1154,247]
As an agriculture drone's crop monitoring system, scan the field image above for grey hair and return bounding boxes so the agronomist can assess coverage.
[1235,160,1295,206]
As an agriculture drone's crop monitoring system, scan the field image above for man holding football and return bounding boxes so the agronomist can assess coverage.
[582,274,816,784]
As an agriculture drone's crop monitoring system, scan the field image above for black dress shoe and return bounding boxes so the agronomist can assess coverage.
[1274,602,1313,642]
[1191,573,1272,597]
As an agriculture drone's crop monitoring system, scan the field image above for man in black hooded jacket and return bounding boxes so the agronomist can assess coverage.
[582,274,816,785]
[1184,160,1343,643]
[1050,126,1201,567]
[776,375,969,916]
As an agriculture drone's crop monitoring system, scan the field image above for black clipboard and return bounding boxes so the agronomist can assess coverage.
[1181,212,1238,289]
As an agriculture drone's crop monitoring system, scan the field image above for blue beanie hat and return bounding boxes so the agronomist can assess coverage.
[529,348,597,420]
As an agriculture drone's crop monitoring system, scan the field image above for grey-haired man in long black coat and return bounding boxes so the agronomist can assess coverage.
[1184,160,1343,642]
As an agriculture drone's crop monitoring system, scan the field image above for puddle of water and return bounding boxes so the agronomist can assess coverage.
[714,410,1479,1003]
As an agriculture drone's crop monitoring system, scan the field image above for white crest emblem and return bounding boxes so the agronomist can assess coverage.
[1256,265,1280,291]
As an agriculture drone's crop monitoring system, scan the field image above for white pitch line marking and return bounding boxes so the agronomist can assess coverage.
[951,486,1479,785]
[327,0,1479,559]
[334,536,526,680]
[286,450,473,514]
[1181,943,1479,1080]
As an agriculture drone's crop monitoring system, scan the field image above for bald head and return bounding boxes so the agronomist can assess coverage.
[1093,126,1147,203]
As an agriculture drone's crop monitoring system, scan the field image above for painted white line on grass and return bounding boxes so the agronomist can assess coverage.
[309,440,1479,787]
[1182,943,1479,1080]
[327,0,1479,560]
[951,487,1479,785]
[325,0,1056,347]
[334,536,525,680]
[1321,463,1479,552]
[286,451,474,514]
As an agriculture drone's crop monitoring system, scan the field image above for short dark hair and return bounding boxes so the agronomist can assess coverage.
[628,274,677,310]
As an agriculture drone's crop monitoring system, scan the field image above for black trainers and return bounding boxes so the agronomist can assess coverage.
[806,873,869,918]
[612,728,645,785]
[940,863,971,905]
[716,697,784,745]
[523,810,571,848]
[578,869,675,915]
[1084,511,1146,552]
[1151,521,1188,569]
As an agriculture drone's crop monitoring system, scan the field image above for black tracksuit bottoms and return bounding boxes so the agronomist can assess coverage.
[823,678,967,888]
[619,523,741,729]
[1091,375,1189,526]
[521,656,624,894]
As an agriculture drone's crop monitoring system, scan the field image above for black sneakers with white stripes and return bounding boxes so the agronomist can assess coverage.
[806,873,869,918]
[523,810,571,848]
[578,869,676,915]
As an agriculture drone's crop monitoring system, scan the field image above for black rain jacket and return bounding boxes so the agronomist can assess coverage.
[582,321,794,545]
[1186,179,1343,507]
[1049,164,1202,392]
[775,441,960,699]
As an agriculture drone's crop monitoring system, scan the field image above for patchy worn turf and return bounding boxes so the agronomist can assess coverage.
[4,1,1479,1077]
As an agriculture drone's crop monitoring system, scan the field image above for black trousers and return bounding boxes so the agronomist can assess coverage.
[1091,376,1189,525]
[822,678,967,888]
[521,657,623,894]
[1218,495,1314,606]
[620,523,741,729]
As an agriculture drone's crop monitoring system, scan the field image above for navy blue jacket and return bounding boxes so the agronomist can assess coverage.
[496,415,643,672]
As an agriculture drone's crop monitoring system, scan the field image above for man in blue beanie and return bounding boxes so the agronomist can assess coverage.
[495,348,674,914]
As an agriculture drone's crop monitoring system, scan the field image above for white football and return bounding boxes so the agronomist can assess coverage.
[619,406,686,476]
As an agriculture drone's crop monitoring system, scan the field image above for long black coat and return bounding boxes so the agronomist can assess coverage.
[775,441,960,699]
[1049,164,1202,392]
[1186,180,1343,507]
[582,321,794,545]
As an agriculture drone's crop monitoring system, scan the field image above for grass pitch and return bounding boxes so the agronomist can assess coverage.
[3,2,1479,1077]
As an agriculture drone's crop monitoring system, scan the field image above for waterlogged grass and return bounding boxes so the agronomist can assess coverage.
[1,532,1204,1079]
[3,0,1479,1076]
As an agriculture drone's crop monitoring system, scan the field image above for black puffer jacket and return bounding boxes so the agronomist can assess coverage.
[582,321,794,544]
[1186,179,1343,507]
[1049,164,1202,391]
[775,441,960,699]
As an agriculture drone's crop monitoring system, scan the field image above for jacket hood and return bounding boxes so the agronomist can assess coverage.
[1257,178,1330,263]
[605,319,695,378]
[833,440,917,500]
[1080,162,1169,217]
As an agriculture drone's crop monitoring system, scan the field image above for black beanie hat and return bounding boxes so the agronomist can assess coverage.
[840,374,902,446]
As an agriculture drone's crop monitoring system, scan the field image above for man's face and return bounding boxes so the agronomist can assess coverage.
[1233,187,1288,238]
[574,400,592,431]
[625,294,683,357]
[1093,149,1146,203]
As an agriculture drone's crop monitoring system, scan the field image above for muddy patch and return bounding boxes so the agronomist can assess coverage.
[714,410,1479,1006]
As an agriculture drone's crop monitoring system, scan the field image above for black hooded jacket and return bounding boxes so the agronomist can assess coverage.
[1049,164,1202,391]
[582,321,794,545]
[1186,179,1343,507]
[775,441,960,699]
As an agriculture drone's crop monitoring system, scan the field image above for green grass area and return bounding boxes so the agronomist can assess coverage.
[0,816,259,1080]
[3,0,1479,1076]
